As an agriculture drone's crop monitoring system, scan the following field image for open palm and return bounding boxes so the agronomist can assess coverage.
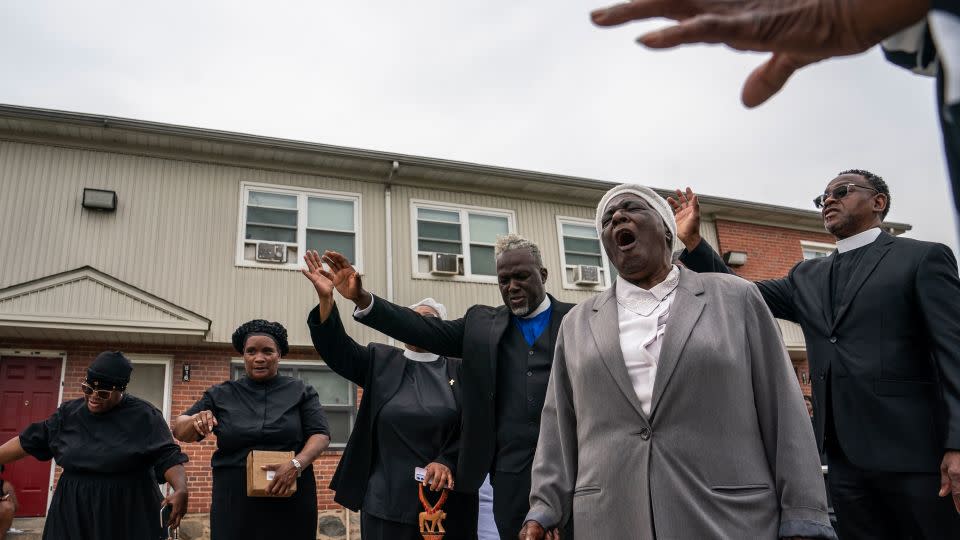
[302,250,336,300]
[667,187,701,246]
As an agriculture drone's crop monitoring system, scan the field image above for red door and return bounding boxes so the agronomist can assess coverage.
[0,356,61,517]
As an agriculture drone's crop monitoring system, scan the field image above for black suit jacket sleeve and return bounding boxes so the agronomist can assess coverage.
[356,294,468,359]
[434,362,463,471]
[307,303,372,387]
[679,239,800,322]
[915,243,960,450]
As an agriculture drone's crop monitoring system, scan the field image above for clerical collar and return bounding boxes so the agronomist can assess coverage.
[836,227,881,253]
[616,265,680,317]
[403,349,440,363]
[521,296,552,319]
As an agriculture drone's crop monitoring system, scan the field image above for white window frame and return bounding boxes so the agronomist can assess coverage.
[230,359,356,449]
[800,240,836,260]
[235,181,363,272]
[125,354,174,420]
[410,199,516,284]
[555,216,614,290]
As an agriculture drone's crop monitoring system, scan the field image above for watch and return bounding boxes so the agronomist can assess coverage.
[290,458,302,478]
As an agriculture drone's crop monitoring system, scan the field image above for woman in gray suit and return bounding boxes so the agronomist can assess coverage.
[521,184,835,540]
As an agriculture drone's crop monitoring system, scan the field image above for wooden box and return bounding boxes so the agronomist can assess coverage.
[245,450,296,497]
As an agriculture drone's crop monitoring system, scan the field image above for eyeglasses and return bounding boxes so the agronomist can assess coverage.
[813,183,879,209]
[80,382,117,400]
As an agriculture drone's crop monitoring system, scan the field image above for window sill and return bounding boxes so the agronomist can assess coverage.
[411,272,498,285]
[234,260,364,275]
[560,282,610,292]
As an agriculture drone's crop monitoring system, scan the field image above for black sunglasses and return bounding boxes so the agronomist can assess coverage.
[80,382,118,400]
[813,183,879,209]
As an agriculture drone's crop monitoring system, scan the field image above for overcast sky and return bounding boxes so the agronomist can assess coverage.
[2,1,956,252]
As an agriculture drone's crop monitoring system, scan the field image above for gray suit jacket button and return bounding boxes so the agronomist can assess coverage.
[639,428,651,440]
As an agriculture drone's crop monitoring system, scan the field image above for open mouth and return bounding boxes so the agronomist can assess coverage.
[614,228,637,250]
[823,207,840,219]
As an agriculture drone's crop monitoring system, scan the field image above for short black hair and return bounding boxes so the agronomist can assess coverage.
[838,168,890,219]
[232,319,289,356]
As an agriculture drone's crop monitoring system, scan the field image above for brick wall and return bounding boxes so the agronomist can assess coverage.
[714,219,835,281]
[0,339,351,515]
[712,219,834,404]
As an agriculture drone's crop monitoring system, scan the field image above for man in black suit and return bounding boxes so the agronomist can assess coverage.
[320,235,574,539]
[670,170,960,539]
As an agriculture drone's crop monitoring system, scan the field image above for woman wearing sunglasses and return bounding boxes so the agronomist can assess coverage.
[172,319,331,540]
[0,351,189,540]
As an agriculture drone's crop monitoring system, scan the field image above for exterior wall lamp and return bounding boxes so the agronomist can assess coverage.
[82,188,117,211]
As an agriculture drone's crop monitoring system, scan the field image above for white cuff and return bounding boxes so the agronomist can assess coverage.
[353,296,375,318]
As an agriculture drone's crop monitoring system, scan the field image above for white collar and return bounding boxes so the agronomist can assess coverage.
[403,349,440,363]
[616,265,680,317]
[521,296,552,319]
[836,227,881,253]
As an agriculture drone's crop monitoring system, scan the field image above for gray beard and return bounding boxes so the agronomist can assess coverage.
[509,302,530,317]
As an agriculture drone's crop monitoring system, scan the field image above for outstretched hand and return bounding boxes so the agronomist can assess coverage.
[320,250,368,306]
[666,187,702,252]
[590,0,929,107]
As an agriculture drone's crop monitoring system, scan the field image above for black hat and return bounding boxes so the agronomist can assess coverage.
[86,351,132,390]
[232,320,289,356]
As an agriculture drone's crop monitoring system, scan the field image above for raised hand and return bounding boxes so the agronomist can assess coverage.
[302,250,336,298]
[590,0,929,107]
[321,251,367,306]
[667,187,702,251]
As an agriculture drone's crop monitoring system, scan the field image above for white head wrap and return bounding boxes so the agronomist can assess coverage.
[595,183,677,244]
[408,297,447,320]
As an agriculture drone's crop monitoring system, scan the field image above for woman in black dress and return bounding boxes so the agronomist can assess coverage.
[302,250,478,540]
[0,351,189,540]
[173,319,331,540]
[0,465,18,540]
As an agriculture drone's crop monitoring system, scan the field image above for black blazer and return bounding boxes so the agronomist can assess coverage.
[681,232,960,472]
[356,293,575,492]
[306,303,463,511]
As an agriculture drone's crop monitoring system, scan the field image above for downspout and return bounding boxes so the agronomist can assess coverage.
[384,161,399,346]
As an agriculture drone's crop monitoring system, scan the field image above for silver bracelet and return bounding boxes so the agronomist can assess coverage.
[291,458,302,478]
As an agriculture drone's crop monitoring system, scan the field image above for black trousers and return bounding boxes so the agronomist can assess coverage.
[490,468,531,540]
[827,445,960,540]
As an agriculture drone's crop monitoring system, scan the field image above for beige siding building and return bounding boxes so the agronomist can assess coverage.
[0,104,909,539]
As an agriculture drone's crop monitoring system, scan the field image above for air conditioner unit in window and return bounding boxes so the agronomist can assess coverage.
[430,253,460,275]
[573,265,601,286]
[255,242,288,263]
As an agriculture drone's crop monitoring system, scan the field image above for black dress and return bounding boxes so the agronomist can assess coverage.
[306,304,478,540]
[19,395,188,540]
[184,375,330,540]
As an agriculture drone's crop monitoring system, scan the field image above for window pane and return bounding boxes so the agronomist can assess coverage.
[246,225,297,243]
[308,198,354,231]
[127,363,166,413]
[417,208,460,223]
[418,220,461,242]
[561,223,597,238]
[249,191,297,209]
[418,239,462,254]
[563,237,601,256]
[326,410,352,445]
[306,230,355,262]
[469,214,508,244]
[301,369,352,405]
[567,253,603,267]
[247,207,298,227]
[470,245,496,275]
